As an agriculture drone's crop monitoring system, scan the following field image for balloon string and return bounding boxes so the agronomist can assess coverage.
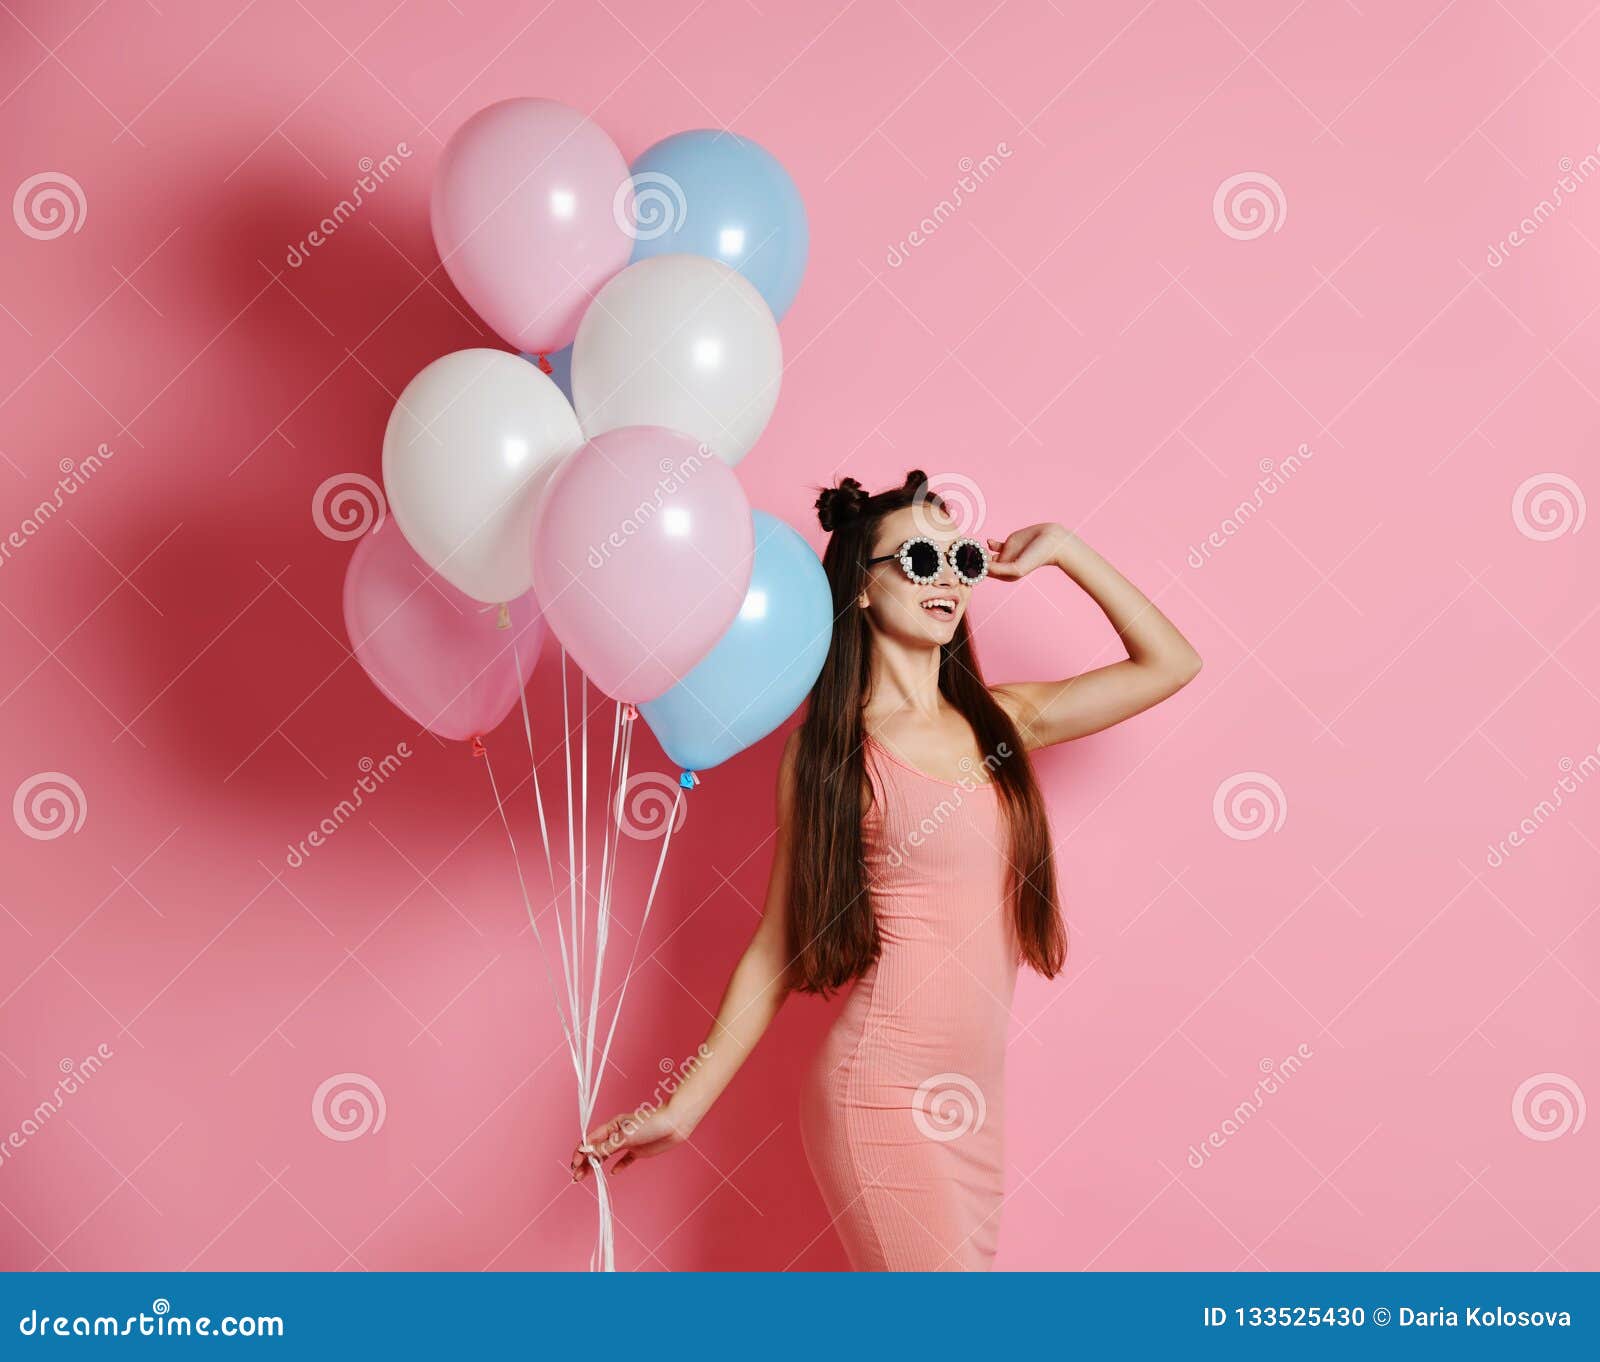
[590,780,682,1119]
[478,742,583,1087]
[509,634,557,896]
[559,652,582,1033]
[582,712,632,1129]
[580,702,624,1121]
[579,668,590,1073]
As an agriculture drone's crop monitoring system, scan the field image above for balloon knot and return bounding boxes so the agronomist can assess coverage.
[470,735,487,758]
[495,602,511,631]
[678,770,698,789]
[620,703,637,723]
[536,352,553,375]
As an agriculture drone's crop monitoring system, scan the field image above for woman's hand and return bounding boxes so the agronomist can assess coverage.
[570,1103,692,1181]
[986,523,1075,581]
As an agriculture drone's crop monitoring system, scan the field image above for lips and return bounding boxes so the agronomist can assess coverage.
[919,597,957,616]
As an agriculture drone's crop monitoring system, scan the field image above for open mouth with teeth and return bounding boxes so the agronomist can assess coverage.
[920,597,958,617]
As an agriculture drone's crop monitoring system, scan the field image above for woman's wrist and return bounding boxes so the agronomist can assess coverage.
[1051,528,1094,577]
[666,1092,709,1136]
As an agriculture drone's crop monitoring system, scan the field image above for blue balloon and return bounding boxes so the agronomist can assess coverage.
[639,511,832,774]
[518,346,572,404]
[627,130,808,320]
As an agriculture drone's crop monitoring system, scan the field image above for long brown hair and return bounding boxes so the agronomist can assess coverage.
[785,469,1065,994]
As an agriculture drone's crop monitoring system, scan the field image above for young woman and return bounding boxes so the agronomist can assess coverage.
[572,469,1202,1270]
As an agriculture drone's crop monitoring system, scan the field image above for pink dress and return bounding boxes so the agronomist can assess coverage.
[800,734,1019,1271]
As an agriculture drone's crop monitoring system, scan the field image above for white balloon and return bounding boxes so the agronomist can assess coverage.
[383,349,581,603]
[572,255,782,466]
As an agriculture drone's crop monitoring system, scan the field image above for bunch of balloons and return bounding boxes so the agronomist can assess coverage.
[337,99,828,1271]
[343,98,828,774]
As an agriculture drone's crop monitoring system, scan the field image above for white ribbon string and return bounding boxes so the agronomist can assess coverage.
[478,747,583,1088]
[494,648,685,1272]
[590,781,681,1119]
[581,712,632,1129]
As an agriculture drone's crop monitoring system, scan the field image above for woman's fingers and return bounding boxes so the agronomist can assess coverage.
[571,1113,632,1180]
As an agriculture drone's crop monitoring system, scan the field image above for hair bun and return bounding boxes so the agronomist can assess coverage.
[816,477,868,532]
[902,469,929,497]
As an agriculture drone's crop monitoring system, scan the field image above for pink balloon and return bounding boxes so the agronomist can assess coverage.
[531,427,754,703]
[344,522,545,741]
[431,98,633,355]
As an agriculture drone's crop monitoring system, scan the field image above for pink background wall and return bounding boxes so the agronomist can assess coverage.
[1,0,1595,1272]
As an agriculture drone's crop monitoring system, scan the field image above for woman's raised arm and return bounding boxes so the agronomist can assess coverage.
[987,523,1202,750]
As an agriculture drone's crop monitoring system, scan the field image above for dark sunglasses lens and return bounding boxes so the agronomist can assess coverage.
[905,540,941,579]
[952,541,986,580]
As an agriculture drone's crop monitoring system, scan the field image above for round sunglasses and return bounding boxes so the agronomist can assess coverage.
[867,535,990,586]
